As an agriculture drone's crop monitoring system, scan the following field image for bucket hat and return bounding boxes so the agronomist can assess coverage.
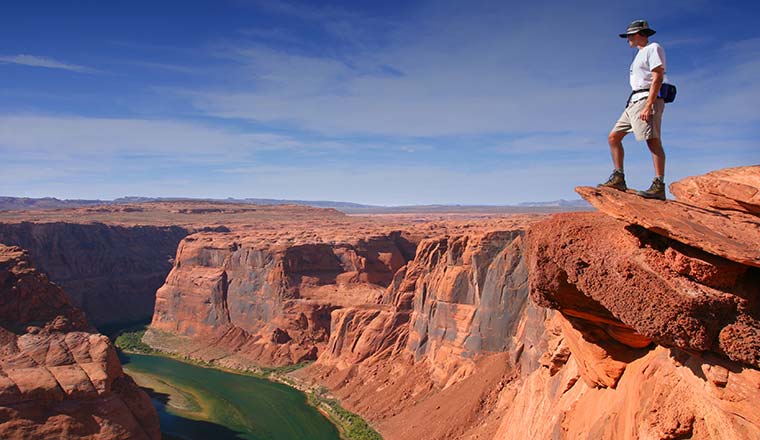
[619,19,656,38]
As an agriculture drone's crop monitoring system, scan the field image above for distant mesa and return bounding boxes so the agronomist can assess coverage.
[0,195,592,214]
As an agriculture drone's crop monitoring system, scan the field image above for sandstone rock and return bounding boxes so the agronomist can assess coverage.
[147,230,418,366]
[494,346,760,440]
[527,212,760,368]
[0,223,188,326]
[293,225,551,440]
[576,186,760,268]
[0,244,160,439]
[401,231,531,385]
[670,165,760,215]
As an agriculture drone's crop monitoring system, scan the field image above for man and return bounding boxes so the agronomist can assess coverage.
[599,19,667,200]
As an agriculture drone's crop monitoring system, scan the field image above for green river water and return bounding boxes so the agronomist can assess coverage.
[120,352,340,440]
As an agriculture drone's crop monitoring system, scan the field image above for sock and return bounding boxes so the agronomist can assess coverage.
[615,168,624,174]
[655,175,664,182]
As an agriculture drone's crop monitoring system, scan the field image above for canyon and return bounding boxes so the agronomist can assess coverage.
[0,165,758,439]
[0,244,160,439]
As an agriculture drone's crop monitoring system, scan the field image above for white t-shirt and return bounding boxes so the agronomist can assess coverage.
[629,42,667,100]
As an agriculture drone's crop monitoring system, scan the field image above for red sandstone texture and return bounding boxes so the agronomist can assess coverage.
[670,165,760,215]
[0,244,160,439]
[295,228,549,439]
[0,202,543,326]
[576,185,760,268]
[492,314,760,439]
[145,216,539,369]
[527,211,759,368]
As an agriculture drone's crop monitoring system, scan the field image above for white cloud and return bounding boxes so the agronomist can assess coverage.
[0,54,98,73]
[0,115,322,157]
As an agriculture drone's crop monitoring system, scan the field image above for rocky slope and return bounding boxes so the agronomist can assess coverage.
[0,244,160,439]
[489,166,759,439]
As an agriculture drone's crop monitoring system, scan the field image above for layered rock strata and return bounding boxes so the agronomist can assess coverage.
[498,168,760,439]
[0,244,160,439]
[146,230,419,366]
[300,168,760,439]
[0,222,189,326]
[296,228,549,439]
[670,165,760,215]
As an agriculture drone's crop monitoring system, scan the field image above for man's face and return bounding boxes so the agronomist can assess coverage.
[627,33,647,47]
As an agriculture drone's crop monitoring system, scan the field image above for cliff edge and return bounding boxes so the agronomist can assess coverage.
[0,244,160,440]
[509,165,760,439]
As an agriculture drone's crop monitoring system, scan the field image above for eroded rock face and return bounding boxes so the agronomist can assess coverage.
[527,211,760,368]
[494,315,760,440]
[0,244,160,440]
[576,186,760,268]
[670,165,760,215]
[295,227,550,439]
[403,230,532,384]
[0,223,188,326]
[147,230,417,366]
[298,168,760,439]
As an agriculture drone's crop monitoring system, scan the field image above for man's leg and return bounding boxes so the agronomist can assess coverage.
[637,137,666,199]
[646,137,665,177]
[599,130,628,190]
[608,130,627,170]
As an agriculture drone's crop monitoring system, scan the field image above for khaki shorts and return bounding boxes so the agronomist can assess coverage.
[612,98,664,141]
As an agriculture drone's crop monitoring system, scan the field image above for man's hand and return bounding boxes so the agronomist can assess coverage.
[640,103,654,122]
[640,66,665,122]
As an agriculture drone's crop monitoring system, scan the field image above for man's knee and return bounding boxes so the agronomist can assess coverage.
[646,138,664,153]
[608,131,625,145]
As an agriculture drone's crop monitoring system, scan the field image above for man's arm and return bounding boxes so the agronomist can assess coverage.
[640,66,665,122]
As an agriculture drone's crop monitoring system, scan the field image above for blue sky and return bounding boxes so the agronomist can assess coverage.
[1,0,758,205]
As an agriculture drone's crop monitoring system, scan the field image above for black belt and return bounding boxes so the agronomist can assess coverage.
[626,88,649,106]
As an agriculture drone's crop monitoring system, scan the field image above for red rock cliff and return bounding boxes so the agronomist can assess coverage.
[300,167,760,439]
[299,227,548,439]
[146,229,418,367]
[0,244,160,439]
[0,223,188,326]
[500,166,760,439]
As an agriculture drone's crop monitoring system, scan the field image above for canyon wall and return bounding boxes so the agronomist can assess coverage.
[304,167,760,439]
[0,222,188,326]
[0,244,160,439]
[299,228,549,439]
[145,230,418,367]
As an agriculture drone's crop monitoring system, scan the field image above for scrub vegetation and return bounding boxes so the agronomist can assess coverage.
[114,327,156,354]
[309,387,383,440]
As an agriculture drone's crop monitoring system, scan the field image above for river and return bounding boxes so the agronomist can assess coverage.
[120,352,340,440]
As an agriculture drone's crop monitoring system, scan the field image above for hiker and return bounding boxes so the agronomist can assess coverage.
[599,19,668,200]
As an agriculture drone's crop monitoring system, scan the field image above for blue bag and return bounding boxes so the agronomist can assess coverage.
[659,83,677,103]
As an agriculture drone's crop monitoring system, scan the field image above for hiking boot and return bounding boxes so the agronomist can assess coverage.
[598,170,627,191]
[637,178,666,200]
